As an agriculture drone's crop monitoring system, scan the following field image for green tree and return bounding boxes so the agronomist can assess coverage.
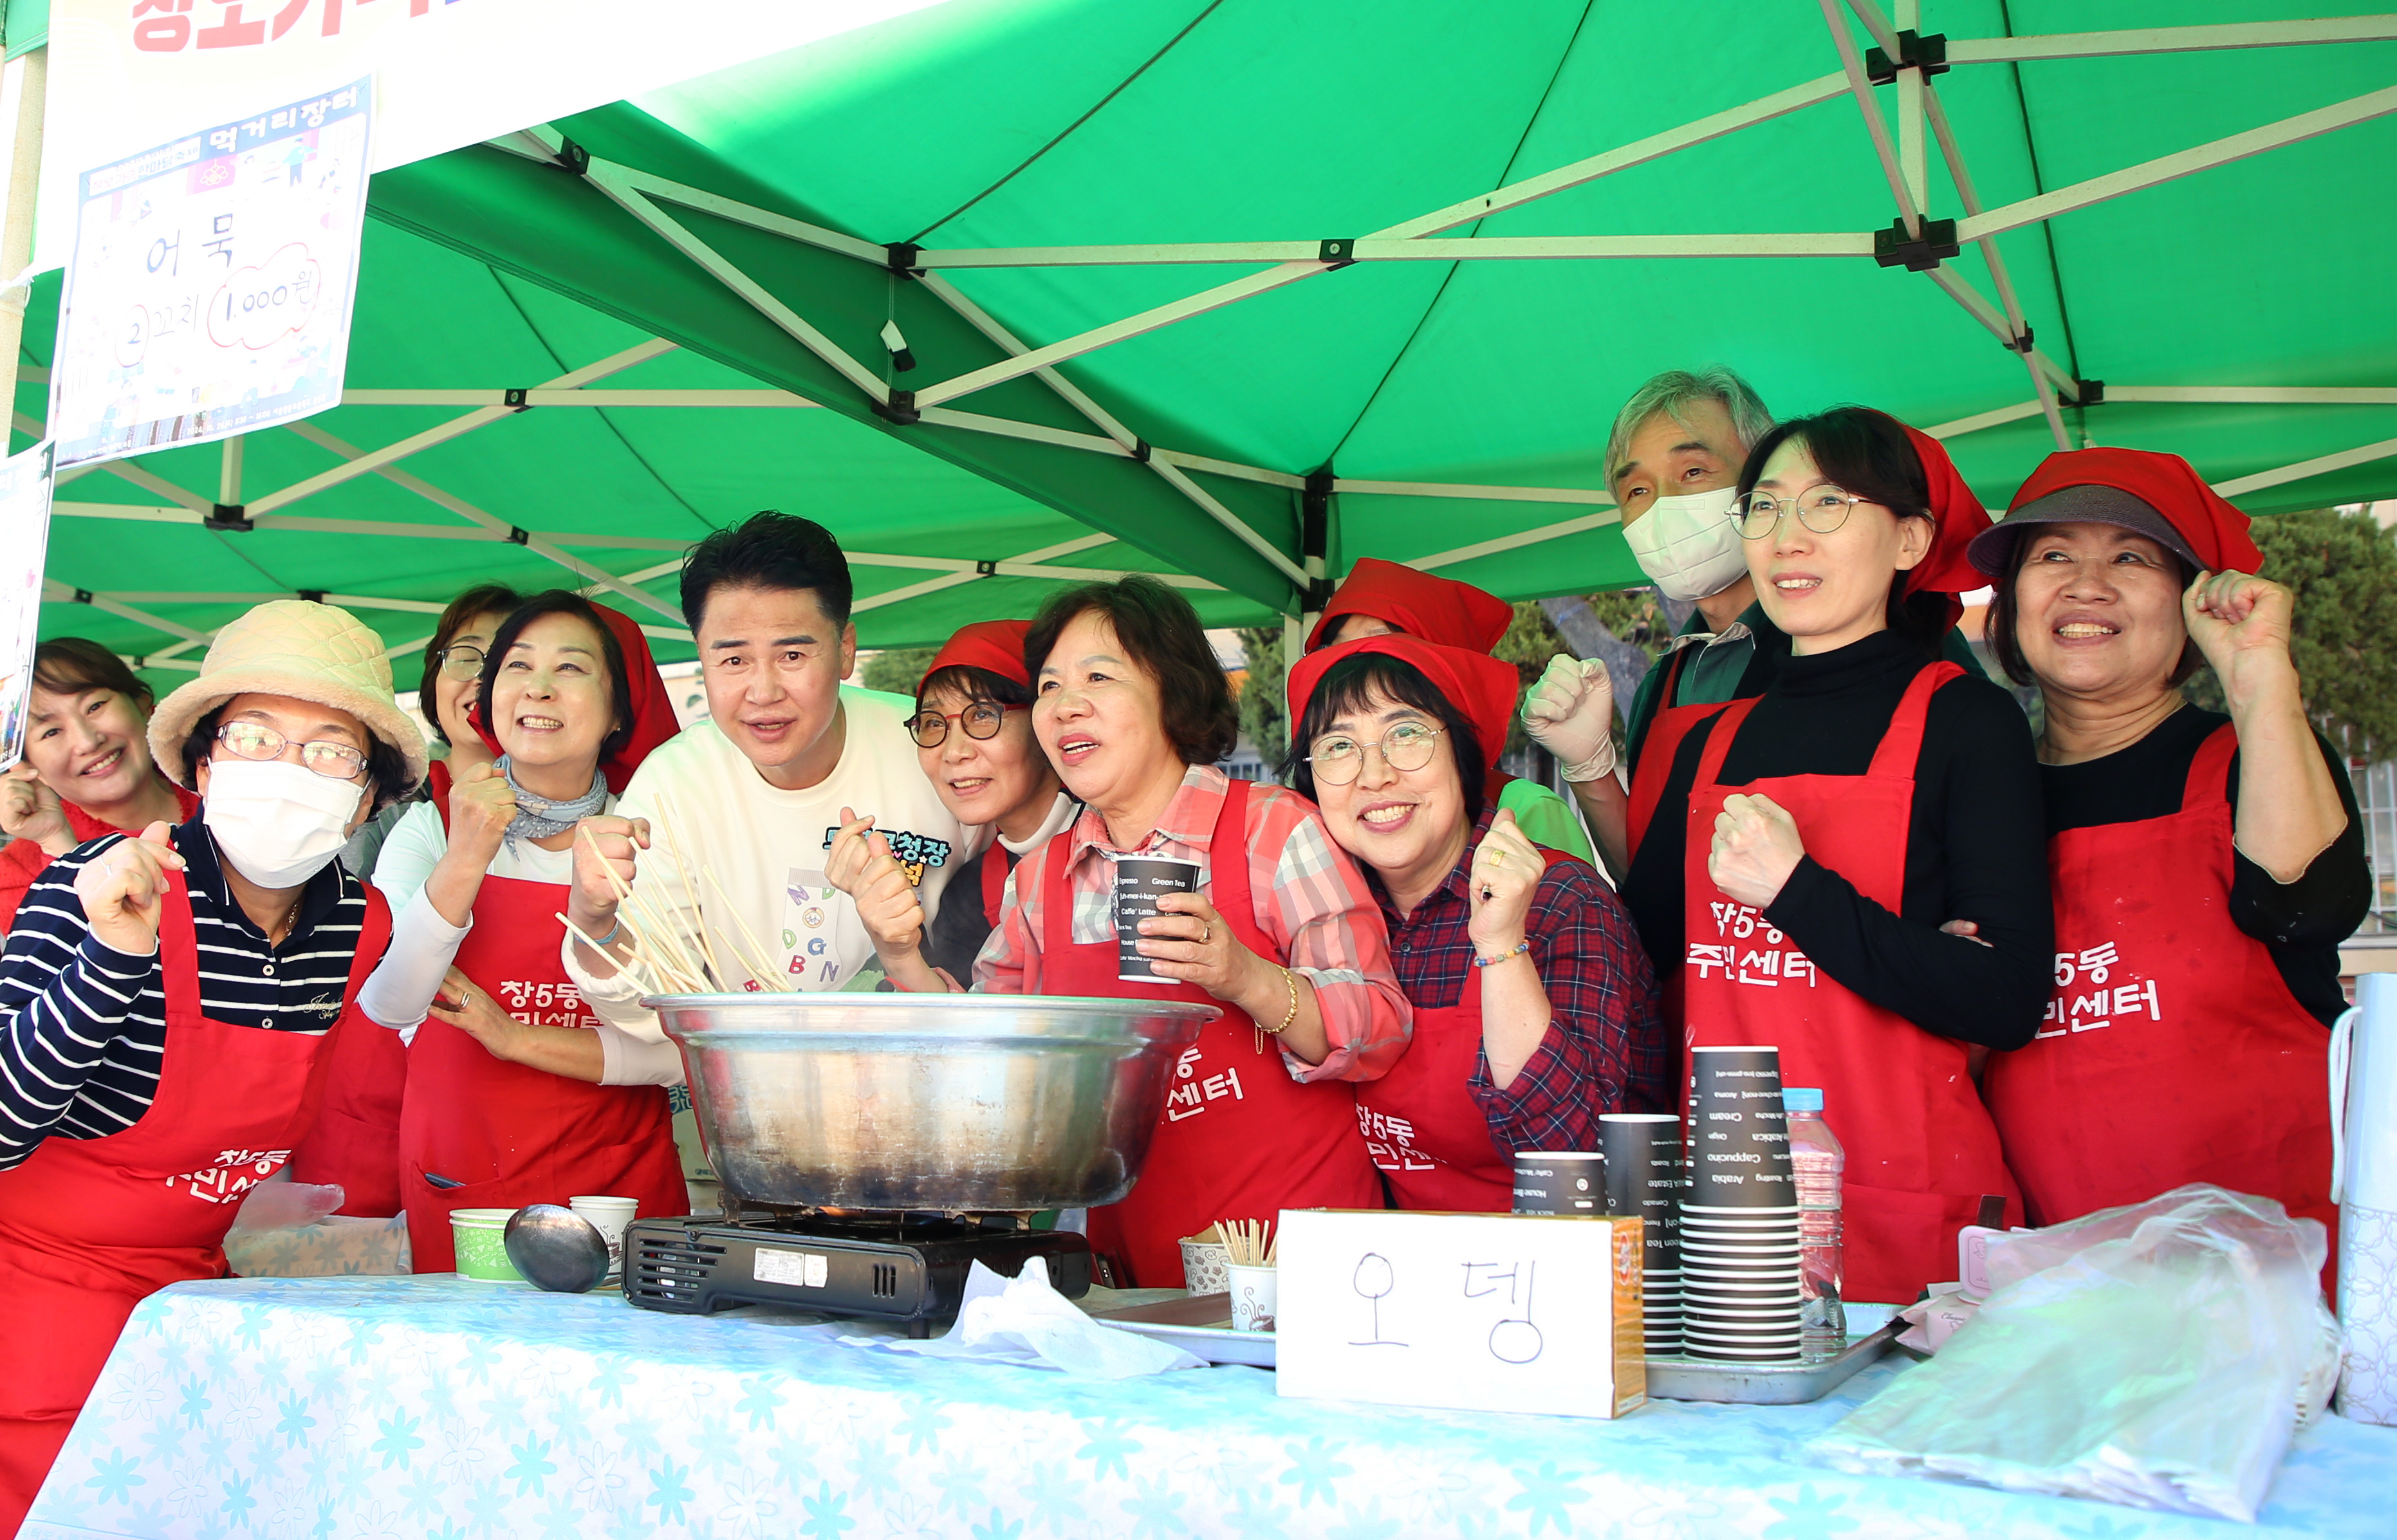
[1237,626,1288,768]
[859,647,938,699]
[2182,506,2397,755]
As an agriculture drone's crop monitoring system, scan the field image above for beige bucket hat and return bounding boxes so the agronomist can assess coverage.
[147,600,429,793]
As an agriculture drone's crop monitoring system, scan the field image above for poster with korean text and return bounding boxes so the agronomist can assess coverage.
[0,443,57,772]
[49,78,371,468]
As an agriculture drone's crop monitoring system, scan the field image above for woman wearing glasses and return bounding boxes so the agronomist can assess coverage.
[824,621,1073,984]
[1286,633,1667,1211]
[356,592,685,1272]
[862,578,1403,1288]
[0,602,420,1528]
[1620,408,2050,1305]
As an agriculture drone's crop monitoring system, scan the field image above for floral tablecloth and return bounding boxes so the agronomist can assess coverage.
[24,1276,2397,1539]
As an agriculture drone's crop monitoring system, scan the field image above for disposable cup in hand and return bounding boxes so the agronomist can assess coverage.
[569,1194,639,1281]
[1228,1263,1278,1333]
[1113,857,1201,983]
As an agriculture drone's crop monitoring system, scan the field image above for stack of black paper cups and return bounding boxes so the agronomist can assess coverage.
[1681,1044,1802,1362]
[1600,1111,1684,1356]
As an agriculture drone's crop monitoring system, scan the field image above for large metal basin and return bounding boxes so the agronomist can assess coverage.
[646,992,1218,1212]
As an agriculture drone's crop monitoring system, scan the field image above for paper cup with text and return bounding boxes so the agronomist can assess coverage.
[569,1195,640,1281]
[1114,856,1203,982]
[1512,1151,1604,1215]
[1687,1044,1797,1210]
[1228,1263,1279,1333]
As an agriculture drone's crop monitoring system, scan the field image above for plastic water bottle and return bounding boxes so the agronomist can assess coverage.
[1784,1087,1846,1358]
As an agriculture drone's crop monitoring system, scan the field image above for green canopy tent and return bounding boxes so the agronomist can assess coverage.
[17,0,2397,694]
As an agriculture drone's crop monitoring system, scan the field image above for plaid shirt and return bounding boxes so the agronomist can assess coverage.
[975,765,1411,1082]
[1374,802,1672,1153]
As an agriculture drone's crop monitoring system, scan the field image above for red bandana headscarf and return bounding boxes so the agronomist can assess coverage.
[1287,633,1521,773]
[470,601,681,792]
[1304,558,1514,654]
[919,618,1033,695]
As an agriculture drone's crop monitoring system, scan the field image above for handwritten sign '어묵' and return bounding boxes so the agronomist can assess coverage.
[1275,1210,1646,1420]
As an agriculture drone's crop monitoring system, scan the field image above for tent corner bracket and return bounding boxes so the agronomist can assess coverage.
[298,590,326,604]
[552,138,591,178]
[975,561,997,577]
[2068,380,2105,408]
[874,389,921,425]
[885,242,923,279]
[1131,439,1152,463]
[504,388,533,411]
[506,526,531,546]
[1317,239,1356,269]
[71,588,93,606]
[1873,216,1956,271]
[205,503,253,533]
[1865,31,1948,86]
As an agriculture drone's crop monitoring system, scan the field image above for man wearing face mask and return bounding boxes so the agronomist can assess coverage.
[0,602,421,1528]
[1524,368,1981,877]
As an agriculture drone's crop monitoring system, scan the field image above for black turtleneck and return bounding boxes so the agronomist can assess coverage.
[1623,630,2052,1049]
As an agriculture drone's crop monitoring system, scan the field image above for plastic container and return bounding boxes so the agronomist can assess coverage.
[1784,1088,1846,1357]
[450,1208,525,1283]
[570,1195,640,1281]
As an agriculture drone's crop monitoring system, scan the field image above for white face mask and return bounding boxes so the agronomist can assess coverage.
[1623,486,1748,604]
[203,758,365,889]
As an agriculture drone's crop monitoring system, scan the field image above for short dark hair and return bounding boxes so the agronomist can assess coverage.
[1281,651,1487,823]
[182,700,412,814]
[1737,407,1951,654]
[916,664,1033,714]
[1023,576,1237,766]
[418,584,525,743]
[478,591,637,765]
[1986,536,2205,689]
[33,638,154,713]
[680,511,853,633]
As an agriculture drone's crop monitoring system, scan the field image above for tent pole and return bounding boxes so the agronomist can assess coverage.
[0,46,42,429]
[1816,0,1923,239]
[2212,437,2397,499]
[1893,0,1927,217]
[1948,17,2397,66]
[219,437,244,508]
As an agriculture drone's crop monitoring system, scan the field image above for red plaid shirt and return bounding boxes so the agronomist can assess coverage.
[1374,803,1672,1153]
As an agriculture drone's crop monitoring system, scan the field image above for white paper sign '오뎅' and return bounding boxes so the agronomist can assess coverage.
[48,79,372,469]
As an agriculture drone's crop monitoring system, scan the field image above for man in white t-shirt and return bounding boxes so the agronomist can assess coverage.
[562,513,967,1086]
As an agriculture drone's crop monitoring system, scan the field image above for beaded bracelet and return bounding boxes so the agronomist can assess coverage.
[1472,940,1532,969]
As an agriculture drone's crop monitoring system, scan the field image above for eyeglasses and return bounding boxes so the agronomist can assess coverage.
[1737,485,1871,539]
[436,644,485,682]
[215,721,369,781]
[1306,722,1446,786]
[907,702,1022,748]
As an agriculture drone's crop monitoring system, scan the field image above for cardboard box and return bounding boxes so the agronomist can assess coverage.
[1275,1209,1645,1419]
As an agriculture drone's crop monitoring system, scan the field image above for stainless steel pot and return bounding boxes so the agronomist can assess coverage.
[645,992,1219,1212]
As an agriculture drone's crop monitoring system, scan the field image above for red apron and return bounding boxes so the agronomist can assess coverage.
[1983,724,2336,1246]
[0,875,388,1531]
[1627,645,1712,859]
[981,840,1011,928]
[1361,847,1577,1212]
[400,828,687,1272]
[1681,660,2015,1304]
[1046,779,1384,1286]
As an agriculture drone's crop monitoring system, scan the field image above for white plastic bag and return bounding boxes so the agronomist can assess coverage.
[1807,1185,2342,1521]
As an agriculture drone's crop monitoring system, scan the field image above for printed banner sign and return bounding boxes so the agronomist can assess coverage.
[49,78,372,468]
[0,442,57,772]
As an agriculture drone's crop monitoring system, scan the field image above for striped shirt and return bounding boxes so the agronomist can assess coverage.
[0,819,369,1171]
[974,764,1411,1082]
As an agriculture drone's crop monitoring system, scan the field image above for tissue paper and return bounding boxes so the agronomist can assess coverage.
[844,1261,1205,1378]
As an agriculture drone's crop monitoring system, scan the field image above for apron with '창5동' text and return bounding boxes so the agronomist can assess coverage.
[1359,846,1578,1212]
[1042,778,1383,1287]
[1983,723,2336,1253]
[0,875,388,1532]
[1680,660,2016,1304]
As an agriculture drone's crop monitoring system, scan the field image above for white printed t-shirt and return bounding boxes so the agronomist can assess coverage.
[562,687,968,1080]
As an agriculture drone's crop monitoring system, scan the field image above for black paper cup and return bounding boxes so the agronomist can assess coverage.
[1687,1045,1797,1209]
[1600,1113,1683,1211]
[1114,856,1202,982]
[1512,1152,1604,1215]
[1679,1239,1802,1261]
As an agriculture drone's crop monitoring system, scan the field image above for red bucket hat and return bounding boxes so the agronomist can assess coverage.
[918,618,1033,695]
[1967,446,2262,579]
[1287,633,1521,773]
[1305,558,1513,653]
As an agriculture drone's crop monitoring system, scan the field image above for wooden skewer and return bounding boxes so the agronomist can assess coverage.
[555,911,676,997]
[705,868,792,994]
[576,825,711,990]
[647,792,729,990]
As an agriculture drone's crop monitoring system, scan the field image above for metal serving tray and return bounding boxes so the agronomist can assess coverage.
[1644,1317,1905,1404]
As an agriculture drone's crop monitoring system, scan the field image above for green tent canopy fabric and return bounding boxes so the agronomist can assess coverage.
[21,0,2397,693]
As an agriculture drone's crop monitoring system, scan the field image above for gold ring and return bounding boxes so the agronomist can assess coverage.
[1488,850,1506,867]
[1199,923,1212,945]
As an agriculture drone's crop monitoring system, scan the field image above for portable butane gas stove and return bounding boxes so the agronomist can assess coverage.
[622,1205,1093,1335]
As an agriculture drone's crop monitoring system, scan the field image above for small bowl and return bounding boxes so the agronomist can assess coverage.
[450,1207,524,1283]
[1178,1235,1232,1294]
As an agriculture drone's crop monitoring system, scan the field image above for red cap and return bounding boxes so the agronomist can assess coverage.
[1971,446,2261,577]
[472,601,681,793]
[1305,558,1513,653]
[1287,633,1521,772]
[1887,417,1995,597]
[918,618,1033,695]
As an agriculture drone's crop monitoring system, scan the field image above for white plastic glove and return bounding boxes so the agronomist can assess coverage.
[1520,653,1617,783]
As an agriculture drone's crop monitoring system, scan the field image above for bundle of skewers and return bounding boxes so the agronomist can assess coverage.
[552,790,796,996]
[1216,1216,1279,1268]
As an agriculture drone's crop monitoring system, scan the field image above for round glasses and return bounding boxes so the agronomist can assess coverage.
[216,721,369,781]
[1737,485,1869,539]
[436,644,486,682]
[907,702,1021,748]
[1306,722,1445,786]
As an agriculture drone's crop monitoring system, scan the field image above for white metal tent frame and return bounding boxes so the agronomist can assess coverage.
[33,5,2397,669]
